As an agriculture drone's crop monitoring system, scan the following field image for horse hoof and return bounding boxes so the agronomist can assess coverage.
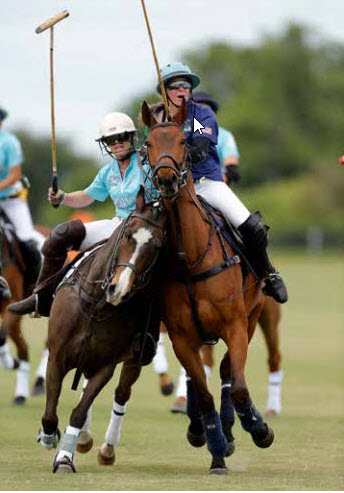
[77,430,93,454]
[209,457,228,475]
[31,377,45,396]
[53,456,76,474]
[252,424,274,448]
[37,428,61,449]
[161,382,174,396]
[13,395,26,406]
[170,398,187,414]
[186,428,206,448]
[265,409,279,416]
[225,439,235,457]
[97,443,115,466]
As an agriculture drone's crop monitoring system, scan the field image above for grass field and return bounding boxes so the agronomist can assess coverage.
[0,252,343,490]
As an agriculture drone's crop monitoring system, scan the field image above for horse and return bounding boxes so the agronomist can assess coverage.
[138,100,274,475]
[37,190,166,473]
[0,218,49,404]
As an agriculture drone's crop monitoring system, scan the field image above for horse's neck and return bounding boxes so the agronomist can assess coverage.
[86,231,119,282]
[165,176,211,265]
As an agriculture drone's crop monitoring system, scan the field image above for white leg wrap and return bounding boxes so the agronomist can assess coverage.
[175,366,187,398]
[15,360,30,398]
[267,370,284,413]
[204,364,212,381]
[0,342,16,370]
[56,426,80,462]
[79,379,92,431]
[194,179,250,228]
[35,348,49,379]
[152,332,169,374]
[105,401,126,446]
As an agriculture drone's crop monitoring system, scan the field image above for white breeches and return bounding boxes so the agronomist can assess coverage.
[80,217,123,249]
[194,178,250,228]
[0,197,43,243]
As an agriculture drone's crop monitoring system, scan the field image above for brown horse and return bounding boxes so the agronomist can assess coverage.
[140,100,274,475]
[0,220,48,404]
[37,191,166,473]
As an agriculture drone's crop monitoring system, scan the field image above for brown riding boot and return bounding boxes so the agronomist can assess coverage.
[8,220,86,316]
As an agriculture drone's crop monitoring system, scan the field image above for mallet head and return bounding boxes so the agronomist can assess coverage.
[35,10,70,34]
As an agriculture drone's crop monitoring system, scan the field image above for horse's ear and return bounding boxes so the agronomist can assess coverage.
[136,185,145,212]
[173,98,188,126]
[141,101,158,129]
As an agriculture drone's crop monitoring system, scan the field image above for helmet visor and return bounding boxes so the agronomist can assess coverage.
[103,132,132,146]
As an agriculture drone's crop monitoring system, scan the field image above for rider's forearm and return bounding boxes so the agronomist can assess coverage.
[62,191,94,208]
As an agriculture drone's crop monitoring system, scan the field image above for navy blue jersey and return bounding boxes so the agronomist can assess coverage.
[152,100,223,182]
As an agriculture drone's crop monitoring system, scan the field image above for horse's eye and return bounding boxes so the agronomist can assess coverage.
[181,139,186,146]
[146,141,151,148]
[125,229,132,240]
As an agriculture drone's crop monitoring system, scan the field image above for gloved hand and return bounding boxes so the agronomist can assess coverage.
[48,187,66,206]
[225,165,241,184]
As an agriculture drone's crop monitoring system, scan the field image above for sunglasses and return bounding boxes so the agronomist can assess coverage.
[103,132,131,146]
[167,80,192,90]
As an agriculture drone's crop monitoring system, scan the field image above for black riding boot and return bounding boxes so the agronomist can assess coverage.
[8,220,86,315]
[238,212,288,304]
[19,239,42,295]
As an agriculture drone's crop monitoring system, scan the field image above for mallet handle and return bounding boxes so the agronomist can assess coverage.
[35,10,69,34]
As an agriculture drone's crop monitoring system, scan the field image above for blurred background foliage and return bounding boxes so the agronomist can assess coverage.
[15,23,343,247]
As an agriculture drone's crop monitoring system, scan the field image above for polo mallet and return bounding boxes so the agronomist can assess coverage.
[35,10,70,207]
[140,0,171,121]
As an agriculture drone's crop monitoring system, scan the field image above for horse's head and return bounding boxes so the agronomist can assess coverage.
[141,100,188,199]
[106,187,165,306]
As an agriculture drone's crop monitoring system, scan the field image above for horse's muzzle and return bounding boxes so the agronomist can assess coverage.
[156,171,179,199]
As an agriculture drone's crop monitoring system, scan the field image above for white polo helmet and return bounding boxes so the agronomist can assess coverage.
[96,112,137,141]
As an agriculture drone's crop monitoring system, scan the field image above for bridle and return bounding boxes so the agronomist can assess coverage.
[102,207,165,294]
[147,122,190,194]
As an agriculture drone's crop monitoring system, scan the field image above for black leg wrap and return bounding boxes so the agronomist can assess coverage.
[186,378,206,447]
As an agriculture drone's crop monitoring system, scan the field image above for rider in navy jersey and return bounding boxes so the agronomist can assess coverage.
[151,62,287,304]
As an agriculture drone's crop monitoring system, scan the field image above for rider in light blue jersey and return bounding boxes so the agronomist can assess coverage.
[9,112,155,316]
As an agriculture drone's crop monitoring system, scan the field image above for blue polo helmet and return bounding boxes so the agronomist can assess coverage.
[157,62,200,94]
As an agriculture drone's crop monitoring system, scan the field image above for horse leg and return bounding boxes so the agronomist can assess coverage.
[39,353,66,450]
[225,315,274,449]
[76,379,94,454]
[152,331,174,396]
[53,363,115,474]
[32,343,49,396]
[259,298,283,415]
[5,312,30,405]
[0,325,18,370]
[171,345,213,415]
[98,362,142,466]
[171,334,228,475]
[219,352,235,457]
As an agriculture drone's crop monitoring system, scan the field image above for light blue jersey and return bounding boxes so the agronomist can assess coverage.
[85,152,155,219]
[217,126,239,172]
[0,129,24,199]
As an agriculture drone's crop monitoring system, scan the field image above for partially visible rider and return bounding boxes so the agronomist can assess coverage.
[9,113,155,316]
[151,62,288,303]
[0,106,44,300]
[192,91,240,185]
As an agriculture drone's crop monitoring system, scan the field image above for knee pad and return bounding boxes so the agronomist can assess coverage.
[42,220,86,257]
